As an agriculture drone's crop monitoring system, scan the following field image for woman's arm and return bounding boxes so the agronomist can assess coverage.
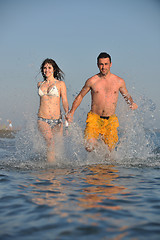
[60,81,69,114]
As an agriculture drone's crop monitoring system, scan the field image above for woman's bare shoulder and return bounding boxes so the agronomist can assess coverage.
[37,81,43,88]
[59,80,66,88]
[58,81,67,94]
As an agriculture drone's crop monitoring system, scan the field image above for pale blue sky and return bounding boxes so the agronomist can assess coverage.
[0,0,160,128]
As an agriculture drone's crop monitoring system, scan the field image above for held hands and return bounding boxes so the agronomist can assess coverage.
[65,112,74,122]
[130,102,138,110]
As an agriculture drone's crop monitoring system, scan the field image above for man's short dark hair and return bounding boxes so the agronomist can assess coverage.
[97,52,111,63]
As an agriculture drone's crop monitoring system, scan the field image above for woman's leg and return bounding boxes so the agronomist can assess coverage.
[38,120,55,162]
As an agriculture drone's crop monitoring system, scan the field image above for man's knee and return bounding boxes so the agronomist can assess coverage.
[85,138,97,152]
[85,145,94,152]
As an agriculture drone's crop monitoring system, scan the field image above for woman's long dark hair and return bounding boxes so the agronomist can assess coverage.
[40,58,64,81]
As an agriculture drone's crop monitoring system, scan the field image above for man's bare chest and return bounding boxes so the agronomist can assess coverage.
[91,82,119,95]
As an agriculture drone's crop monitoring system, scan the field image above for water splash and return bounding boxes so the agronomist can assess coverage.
[114,92,159,167]
[1,90,159,170]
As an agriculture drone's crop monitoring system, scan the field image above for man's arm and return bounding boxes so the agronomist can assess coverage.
[67,79,91,122]
[119,79,138,110]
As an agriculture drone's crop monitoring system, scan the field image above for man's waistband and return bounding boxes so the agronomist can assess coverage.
[100,116,110,120]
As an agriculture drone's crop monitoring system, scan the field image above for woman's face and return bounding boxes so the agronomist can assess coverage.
[43,63,54,78]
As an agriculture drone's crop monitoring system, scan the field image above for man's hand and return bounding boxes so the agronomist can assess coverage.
[130,102,138,110]
[66,112,74,122]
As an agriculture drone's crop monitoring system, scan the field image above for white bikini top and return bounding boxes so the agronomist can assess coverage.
[38,82,59,97]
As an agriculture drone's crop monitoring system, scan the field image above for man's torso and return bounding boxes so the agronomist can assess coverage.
[89,73,122,116]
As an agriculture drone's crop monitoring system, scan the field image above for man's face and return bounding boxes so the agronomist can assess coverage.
[97,58,112,76]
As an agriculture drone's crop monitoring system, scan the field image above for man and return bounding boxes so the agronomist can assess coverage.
[67,52,138,152]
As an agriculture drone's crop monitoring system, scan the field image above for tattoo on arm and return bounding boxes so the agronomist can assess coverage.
[122,93,133,106]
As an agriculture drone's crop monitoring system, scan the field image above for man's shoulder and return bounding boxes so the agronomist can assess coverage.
[87,74,99,83]
[111,73,125,84]
[84,74,99,88]
[88,73,99,80]
[111,73,123,80]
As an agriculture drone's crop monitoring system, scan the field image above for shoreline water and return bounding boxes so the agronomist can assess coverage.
[0,126,160,239]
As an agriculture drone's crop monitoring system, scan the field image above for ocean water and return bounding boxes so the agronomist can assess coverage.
[0,101,160,239]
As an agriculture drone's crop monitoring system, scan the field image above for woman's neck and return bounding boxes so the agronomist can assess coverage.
[45,76,55,83]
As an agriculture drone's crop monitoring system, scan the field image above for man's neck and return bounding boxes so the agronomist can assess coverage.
[99,71,111,79]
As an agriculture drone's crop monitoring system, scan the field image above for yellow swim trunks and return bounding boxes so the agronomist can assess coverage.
[84,111,119,150]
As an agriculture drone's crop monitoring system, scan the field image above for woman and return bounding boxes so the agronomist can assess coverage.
[37,58,69,162]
